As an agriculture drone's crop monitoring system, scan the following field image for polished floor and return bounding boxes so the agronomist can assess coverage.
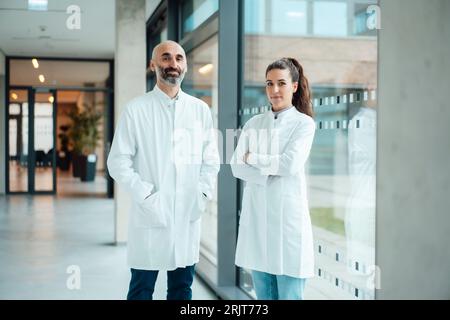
[0,177,217,300]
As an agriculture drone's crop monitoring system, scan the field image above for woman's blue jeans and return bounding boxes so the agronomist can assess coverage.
[251,270,306,300]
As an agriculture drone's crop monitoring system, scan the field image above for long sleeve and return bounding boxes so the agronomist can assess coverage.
[107,107,154,204]
[230,121,268,186]
[198,108,220,199]
[247,119,316,176]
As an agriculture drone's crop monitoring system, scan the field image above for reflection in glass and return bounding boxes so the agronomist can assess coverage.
[241,0,378,299]
[183,35,219,273]
[345,99,376,281]
[182,0,218,36]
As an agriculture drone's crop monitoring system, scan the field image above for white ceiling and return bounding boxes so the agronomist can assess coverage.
[0,0,115,58]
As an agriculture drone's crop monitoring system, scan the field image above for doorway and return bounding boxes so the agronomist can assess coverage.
[7,87,56,194]
[5,57,114,197]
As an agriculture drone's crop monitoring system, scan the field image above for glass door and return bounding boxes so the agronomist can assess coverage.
[7,88,30,193]
[33,90,56,193]
[7,87,56,194]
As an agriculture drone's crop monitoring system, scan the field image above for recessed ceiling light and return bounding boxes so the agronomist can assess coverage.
[39,74,45,83]
[32,58,39,69]
[28,0,48,11]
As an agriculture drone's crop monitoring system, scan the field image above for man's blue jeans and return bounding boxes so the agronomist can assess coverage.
[127,265,195,300]
[251,270,306,300]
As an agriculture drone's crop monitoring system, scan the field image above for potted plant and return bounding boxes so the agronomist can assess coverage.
[68,103,103,181]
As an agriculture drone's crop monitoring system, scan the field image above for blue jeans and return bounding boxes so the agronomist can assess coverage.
[251,270,306,300]
[127,265,195,300]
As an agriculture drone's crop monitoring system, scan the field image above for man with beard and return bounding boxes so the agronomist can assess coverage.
[107,40,220,300]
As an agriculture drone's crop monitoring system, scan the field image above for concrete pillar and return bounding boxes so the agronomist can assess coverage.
[114,0,146,243]
[0,51,5,195]
[377,0,450,299]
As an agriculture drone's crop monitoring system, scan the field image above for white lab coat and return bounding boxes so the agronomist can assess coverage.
[231,107,316,278]
[107,85,220,270]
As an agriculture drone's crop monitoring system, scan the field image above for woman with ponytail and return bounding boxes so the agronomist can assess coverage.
[231,58,316,300]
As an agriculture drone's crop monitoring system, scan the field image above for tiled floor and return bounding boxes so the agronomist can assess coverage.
[0,175,217,300]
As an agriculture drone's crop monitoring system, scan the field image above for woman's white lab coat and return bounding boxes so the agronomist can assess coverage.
[231,107,316,278]
[107,86,220,271]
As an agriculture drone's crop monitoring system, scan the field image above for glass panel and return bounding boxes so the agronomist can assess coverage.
[240,0,378,299]
[183,35,219,277]
[272,0,308,36]
[147,25,169,92]
[55,90,108,196]
[8,90,29,192]
[181,0,219,36]
[34,92,54,191]
[313,1,347,36]
[244,0,377,38]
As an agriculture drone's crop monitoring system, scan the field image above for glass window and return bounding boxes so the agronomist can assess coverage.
[245,0,308,36]
[147,25,168,91]
[244,0,266,34]
[181,0,219,37]
[183,35,219,274]
[241,0,378,300]
[244,0,376,38]
[272,0,307,36]
[313,1,347,37]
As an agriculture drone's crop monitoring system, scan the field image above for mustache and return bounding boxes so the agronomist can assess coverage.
[163,67,181,75]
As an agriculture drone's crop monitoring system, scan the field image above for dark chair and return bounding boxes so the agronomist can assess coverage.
[35,150,46,167]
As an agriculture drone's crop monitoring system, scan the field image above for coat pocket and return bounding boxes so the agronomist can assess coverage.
[191,187,207,222]
[136,191,167,228]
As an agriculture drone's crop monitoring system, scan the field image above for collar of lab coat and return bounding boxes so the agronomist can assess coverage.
[153,84,183,104]
[271,105,297,121]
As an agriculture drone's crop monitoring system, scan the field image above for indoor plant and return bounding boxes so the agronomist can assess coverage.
[68,102,103,181]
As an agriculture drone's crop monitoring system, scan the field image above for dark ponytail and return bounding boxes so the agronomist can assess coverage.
[266,57,313,118]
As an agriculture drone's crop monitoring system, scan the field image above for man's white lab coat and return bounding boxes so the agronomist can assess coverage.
[107,85,220,270]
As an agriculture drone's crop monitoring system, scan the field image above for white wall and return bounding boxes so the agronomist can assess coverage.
[376,0,450,299]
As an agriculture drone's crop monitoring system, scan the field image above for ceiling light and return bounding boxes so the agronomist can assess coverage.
[28,0,48,11]
[11,93,18,100]
[48,96,54,103]
[198,64,213,75]
[38,74,45,83]
[32,58,39,69]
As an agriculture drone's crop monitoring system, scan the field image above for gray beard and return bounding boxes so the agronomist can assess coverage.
[157,66,186,87]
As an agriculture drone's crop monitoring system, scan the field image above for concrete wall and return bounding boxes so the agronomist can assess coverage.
[0,51,5,195]
[376,0,450,299]
[114,0,146,243]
